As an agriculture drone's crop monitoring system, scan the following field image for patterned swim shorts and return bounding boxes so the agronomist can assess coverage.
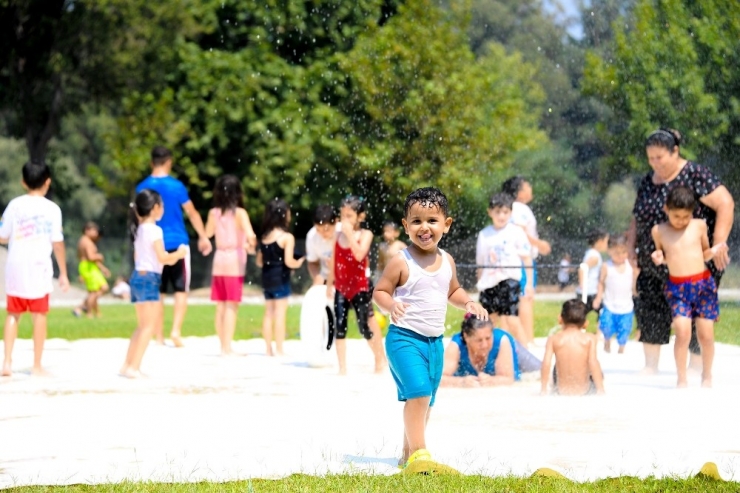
[664,270,719,321]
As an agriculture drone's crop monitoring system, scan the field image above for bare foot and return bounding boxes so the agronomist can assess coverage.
[677,379,688,388]
[31,367,51,377]
[604,340,611,353]
[639,366,658,376]
[120,368,143,379]
[1,363,11,377]
[374,363,387,374]
[702,374,712,388]
[618,346,625,354]
[338,368,347,376]
[171,335,184,348]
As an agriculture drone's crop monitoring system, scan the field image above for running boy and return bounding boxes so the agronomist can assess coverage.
[475,192,532,344]
[651,186,722,388]
[593,235,633,354]
[305,204,337,285]
[540,300,605,396]
[1,161,69,376]
[74,221,110,318]
[136,146,212,347]
[374,187,487,468]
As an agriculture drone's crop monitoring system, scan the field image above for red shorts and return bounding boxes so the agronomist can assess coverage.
[210,276,243,302]
[7,295,50,314]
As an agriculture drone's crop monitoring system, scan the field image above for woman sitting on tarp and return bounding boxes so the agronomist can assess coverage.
[441,313,540,387]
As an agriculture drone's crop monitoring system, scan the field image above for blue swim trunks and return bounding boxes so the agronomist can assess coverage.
[664,271,719,321]
[599,307,633,346]
[385,324,444,406]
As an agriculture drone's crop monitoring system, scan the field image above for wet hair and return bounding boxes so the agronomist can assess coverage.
[587,228,609,246]
[608,234,628,249]
[488,192,514,210]
[213,174,244,212]
[645,128,682,151]
[262,198,290,237]
[501,176,527,198]
[22,161,51,190]
[151,146,173,167]
[561,299,588,327]
[341,195,366,215]
[83,221,100,234]
[460,313,493,345]
[665,186,696,211]
[128,189,163,242]
[383,219,400,230]
[313,204,336,225]
[403,187,449,217]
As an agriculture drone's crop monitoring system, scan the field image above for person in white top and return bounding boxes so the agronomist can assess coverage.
[558,253,572,291]
[120,189,187,379]
[593,235,634,353]
[476,193,533,345]
[502,176,551,345]
[374,187,487,470]
[576,229,609,315]
[0,162,69,377]
[305,205,339,285]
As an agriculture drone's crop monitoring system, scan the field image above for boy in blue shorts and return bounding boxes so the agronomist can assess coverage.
[374,187,487,468]
[651,186,722,388]
[136,146,212,346]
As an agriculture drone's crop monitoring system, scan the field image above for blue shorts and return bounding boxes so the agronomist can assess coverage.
[385,324,444,406]
[130,271,162,303]
[520,260,538,294]
[599,307,633,346]
[264,283,291,300]
[665,272,719,321]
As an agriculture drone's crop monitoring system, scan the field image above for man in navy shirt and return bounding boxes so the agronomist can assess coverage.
[136,146,212,347]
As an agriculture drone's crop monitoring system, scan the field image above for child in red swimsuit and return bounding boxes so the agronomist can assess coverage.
[326,196,387,374]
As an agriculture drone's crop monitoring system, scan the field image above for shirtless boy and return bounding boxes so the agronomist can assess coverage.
[541,299,605,396]
[651,186,722,388]
[74,222,110,318]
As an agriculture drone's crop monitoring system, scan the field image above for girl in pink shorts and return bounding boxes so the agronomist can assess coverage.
[205,175,256,355]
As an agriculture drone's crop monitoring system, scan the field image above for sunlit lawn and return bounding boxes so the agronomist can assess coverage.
[4,474,737,492]
[13,299,740,345]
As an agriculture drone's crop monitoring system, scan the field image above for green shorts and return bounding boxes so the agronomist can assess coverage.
[79,260,108,292]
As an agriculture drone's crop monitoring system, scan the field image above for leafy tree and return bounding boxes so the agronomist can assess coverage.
[0,0,196,162]
[340,0,548,234]
[583,0,740,188]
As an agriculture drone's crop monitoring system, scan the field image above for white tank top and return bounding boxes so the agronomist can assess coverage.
[393,248,452,338]
[603,260,634,314]
[577,248,602,295]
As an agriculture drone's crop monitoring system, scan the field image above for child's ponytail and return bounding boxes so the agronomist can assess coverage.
[129,189,163,242]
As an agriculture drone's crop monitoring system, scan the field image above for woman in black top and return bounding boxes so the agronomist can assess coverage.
[627,129,733,373]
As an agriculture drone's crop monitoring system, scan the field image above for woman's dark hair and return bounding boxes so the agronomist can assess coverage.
[460,313,493,345]
[213,174,244,212]
[561,299,588,327]
[586,228,609,246]
[262,198,290,238]
[488,192,514,210]
[645,128,682,151]
[313,204,336,225]
[403,187,449,217]
[501,175,527,198]
[341,195,366,215]
[665,186,697,211]
[128,189,163,242]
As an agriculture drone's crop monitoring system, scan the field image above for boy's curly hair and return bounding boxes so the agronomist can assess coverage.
[403,187,449,217]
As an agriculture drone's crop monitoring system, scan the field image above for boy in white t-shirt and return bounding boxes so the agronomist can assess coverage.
[1,162,69,377]
[476,193,532,344]
[305,204,339,285]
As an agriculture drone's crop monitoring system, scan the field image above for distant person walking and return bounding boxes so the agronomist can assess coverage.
[627,129,733,374]
[135,146,212,347]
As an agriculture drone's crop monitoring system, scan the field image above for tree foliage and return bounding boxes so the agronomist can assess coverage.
[583,0,740,187]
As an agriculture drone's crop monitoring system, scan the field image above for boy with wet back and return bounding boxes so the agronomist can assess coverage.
[651,186,722,388]
[374,187,487,468]
[541,300,605,396]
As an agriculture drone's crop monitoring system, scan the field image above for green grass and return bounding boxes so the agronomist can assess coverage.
[4,474,738,492]
[15,300,740,346]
